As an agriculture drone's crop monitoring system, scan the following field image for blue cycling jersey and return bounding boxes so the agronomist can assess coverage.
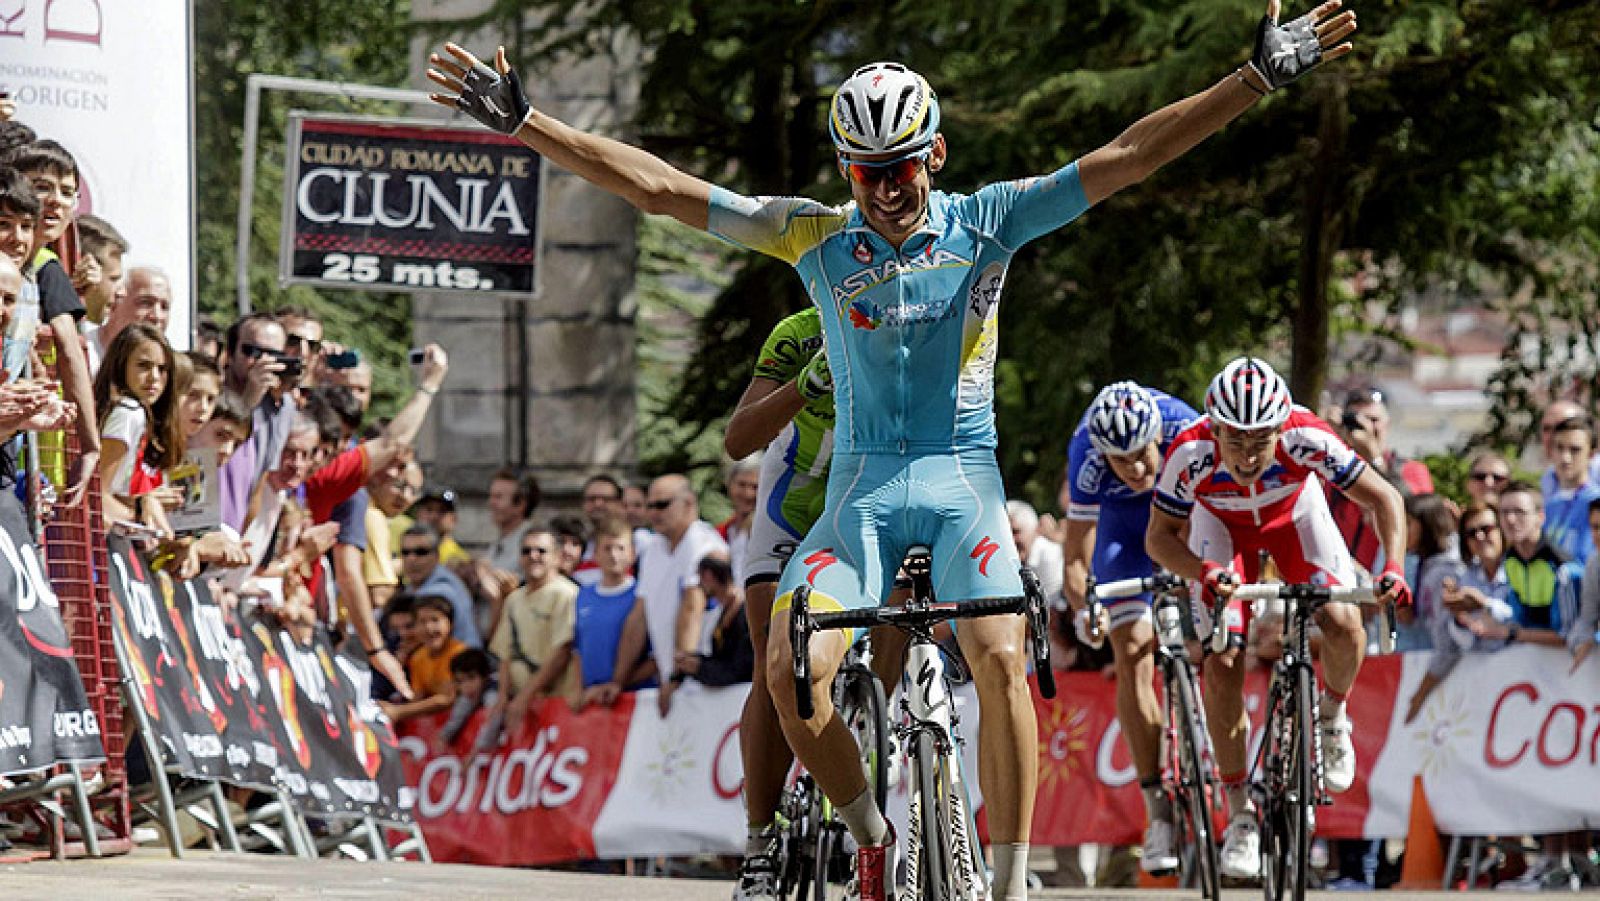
[708,163,1089,454]
[1065,388,1200,584]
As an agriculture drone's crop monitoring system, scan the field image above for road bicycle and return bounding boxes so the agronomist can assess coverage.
[772,640,890,900]
[1089,572,1224,899]
[789,546,1056,901]
[1217,582,1392,901]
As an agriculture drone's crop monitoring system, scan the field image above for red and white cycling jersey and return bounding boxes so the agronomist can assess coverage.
[1153,407,1366,529]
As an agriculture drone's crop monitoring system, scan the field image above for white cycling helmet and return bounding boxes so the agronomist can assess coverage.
[1086,381,1164,456]
[1205,357,1294,431]
[829,62,940,155]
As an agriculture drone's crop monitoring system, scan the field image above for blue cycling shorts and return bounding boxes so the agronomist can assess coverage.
[773,449,1024,614]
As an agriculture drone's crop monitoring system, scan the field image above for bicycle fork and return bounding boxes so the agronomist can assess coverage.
[901,641,988,901]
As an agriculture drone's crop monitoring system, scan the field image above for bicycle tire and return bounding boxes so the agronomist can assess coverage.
[785,776,819,901]
[1287,665,1316,901]
[914,728,952,901]
[810,814,836,901]
[841,666,891,812]
[1260,679,1291,901]
[1172,660,1223,900]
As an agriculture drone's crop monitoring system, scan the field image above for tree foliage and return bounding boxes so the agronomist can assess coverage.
[481,0,1600,507]
[193,0,419,414]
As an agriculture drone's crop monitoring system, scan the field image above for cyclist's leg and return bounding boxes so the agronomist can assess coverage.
[1096,538,1166,825]
[1187,505,1253,818]
[1277,485,1364,698]
[927,451,1032,899]
[739,463,822,843]
[767,454,898,841]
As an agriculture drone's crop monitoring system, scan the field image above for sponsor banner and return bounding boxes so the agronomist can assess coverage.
[1375,646,1600,835]
[0,2,194,346]
[281,114,542,296]
[0,496,103,774]
[400,649,1598,862]
[106,538,407,818]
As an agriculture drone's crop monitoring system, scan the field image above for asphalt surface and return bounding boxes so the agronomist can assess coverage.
[0,849,1553,899]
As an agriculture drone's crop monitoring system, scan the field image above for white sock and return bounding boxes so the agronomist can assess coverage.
[991,842,1030,901]
[837,787,888,847]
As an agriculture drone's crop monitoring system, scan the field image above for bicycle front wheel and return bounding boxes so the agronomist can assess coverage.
[1172,660,1222,900]
[1286,665,1317,900]
[912,729,952,901]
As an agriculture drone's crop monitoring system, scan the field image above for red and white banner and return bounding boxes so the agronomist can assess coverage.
[400,649,1600,865]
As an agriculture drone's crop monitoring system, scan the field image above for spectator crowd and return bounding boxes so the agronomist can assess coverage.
[3,99,1598,890]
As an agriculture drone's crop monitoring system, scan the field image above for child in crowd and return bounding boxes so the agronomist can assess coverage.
[382,594,463,723]
[575,518,656,708]
[175,353,221,446]
[190,391,252,471]
[94,323,183,530]
[432,648,502,756]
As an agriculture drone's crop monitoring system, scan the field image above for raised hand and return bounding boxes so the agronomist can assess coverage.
[427,43,532,135]
[1247,0,1358,92]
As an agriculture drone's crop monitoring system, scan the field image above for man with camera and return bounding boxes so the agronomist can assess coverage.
[218,312,307,531]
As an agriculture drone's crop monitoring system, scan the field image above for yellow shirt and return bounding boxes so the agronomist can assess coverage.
[363,507,399,589]
[490,578,579,701]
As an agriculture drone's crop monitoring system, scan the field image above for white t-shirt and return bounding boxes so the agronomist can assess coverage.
[1027,533,1065,602]
[100,397,148,495]
[636,520,728,679]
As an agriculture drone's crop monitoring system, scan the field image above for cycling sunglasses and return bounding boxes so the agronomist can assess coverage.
[838,148,932,188]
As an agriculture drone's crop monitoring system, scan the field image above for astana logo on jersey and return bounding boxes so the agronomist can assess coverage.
[831,247,973,307]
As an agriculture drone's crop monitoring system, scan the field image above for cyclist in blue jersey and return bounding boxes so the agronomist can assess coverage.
[428,6,1356,897]
[1061,382,1199,874]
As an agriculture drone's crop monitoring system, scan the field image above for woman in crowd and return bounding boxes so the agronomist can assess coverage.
[1398,492,1462,651]
[94,323,183,531]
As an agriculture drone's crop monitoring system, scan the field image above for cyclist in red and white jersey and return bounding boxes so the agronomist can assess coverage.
[1145,357,1408,881]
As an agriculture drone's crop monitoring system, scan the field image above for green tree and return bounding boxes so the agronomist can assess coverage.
[479,0,1600,509]
[194,0,419,413]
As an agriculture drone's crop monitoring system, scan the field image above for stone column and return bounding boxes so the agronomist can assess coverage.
[409,1,639,547]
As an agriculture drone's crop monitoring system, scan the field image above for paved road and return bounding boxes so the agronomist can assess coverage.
[0,849,1550,899]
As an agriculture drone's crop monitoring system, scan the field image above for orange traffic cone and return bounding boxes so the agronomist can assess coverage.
[1396,774,1445,889]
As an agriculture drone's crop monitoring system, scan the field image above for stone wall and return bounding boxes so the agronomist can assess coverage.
[408,1,639,548]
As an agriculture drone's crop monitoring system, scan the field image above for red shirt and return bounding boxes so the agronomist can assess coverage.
[305,444,369,525]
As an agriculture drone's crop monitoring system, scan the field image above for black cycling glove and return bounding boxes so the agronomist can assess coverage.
[1248,11,1324,91]
[454,59,531,134]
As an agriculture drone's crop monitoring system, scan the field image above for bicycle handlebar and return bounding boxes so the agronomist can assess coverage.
[1089,572,1184,601]
[1231,583,1376,604]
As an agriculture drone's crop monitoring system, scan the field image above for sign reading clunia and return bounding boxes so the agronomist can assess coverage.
[281,114,542,295]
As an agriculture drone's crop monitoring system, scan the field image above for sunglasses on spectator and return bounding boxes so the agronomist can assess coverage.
[646,498,677,510]
[1542,415,1591,434]
[285,334,322,355]
[1465,524,1497,540]
[399,546,436,557]
[521,546,550,556]
[839,148,932,188]
[239,342,275,360]
[1469,471,1509,484]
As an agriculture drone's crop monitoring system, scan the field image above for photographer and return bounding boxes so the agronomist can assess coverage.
[1328,386,1435,573]
[216,313,306,531]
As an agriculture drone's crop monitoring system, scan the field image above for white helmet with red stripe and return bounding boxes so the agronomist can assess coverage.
[829,62,940,155]
[1205,357,1293,431]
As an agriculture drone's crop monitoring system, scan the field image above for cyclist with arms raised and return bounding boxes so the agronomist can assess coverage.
[1145,357,1408,881]
[429,5,1356,896]
[1061,381,1199,873]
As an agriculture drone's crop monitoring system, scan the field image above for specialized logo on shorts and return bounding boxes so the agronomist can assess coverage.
[970,536,1001,577]
[804,548,839,585]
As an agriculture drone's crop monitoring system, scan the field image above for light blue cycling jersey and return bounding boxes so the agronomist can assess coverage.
[708,163,1090,454]
[1065,388,1200,591]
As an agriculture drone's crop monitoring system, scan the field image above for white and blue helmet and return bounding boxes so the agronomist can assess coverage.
[1086,381,1164,456]
[829,62,940,155]
[1205,357,1293,431]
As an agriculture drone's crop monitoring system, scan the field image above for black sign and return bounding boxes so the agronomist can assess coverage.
[0,495,104,775]
[106,537,407,818]
[281,113,541,296]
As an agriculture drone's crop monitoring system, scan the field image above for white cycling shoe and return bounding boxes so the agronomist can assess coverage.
[1319,713,1356,794]
[1220,815,1262,881]
[1140,817,1180,873]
